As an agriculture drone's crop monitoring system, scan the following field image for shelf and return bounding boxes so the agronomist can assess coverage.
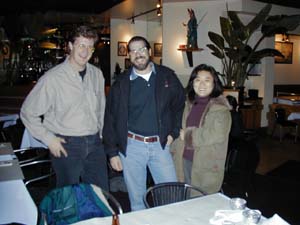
[177,48,203,67]
[177,47,203,52]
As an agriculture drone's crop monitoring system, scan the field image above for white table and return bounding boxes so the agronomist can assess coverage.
[72,193,265,225]
[0,178,38,225]
[0,114,19,128]
[0,142,38,225]
[287,112,300,121]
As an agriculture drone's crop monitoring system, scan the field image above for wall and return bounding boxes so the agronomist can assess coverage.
[109,0,300,127]
[162,0,300,127]
[110,18,162,83]
[274,34,300,85]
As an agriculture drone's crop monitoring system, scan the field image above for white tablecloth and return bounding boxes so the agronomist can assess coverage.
[0,179,38,225]
[287,112,300,120]
[0,114,19,128]
[72,193,265,225]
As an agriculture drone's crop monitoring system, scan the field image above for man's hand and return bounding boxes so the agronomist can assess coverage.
[166,135,174,146]
[110,156,123,171]
[48,137,68,158]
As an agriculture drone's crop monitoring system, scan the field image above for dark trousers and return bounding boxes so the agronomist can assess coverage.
[50,133,108,190]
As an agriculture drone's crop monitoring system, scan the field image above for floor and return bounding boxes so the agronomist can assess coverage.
[6,126,300,225]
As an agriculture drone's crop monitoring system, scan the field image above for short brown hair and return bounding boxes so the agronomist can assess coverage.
[69,25,98,43]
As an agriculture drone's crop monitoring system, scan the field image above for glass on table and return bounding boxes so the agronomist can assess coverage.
[242,209,262,224]
[229,197,247,210]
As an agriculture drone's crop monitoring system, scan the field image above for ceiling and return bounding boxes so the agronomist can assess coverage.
[1,0,300,26]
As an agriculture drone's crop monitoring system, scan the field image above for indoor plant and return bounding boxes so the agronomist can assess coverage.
[207,3,300,89]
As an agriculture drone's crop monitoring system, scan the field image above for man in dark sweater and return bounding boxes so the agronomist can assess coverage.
[103,36,185,211]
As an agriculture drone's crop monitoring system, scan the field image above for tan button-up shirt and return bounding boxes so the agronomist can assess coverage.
[20,58,106,146]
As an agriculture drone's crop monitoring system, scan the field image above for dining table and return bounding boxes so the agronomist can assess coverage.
[287,112,300,121]
[72,193,267,225]
[0,142,38,225]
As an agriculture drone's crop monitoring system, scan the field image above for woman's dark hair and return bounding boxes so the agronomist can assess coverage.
[127,36,151,52]
[69,25,98,43]
[186,64,223,102]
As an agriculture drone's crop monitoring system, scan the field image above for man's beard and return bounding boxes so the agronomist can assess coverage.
[132,56,150,71]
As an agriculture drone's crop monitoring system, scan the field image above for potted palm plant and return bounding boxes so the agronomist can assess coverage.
[207,3,300,90]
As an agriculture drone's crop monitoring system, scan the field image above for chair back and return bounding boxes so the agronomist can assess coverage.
[274,108,287,123]
[143,182,206,208]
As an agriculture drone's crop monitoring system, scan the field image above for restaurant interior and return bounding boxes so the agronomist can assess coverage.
[1,0,300,224]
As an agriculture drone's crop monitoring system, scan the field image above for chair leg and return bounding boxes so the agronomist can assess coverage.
[279,126,283,142]
[295,125,298,143]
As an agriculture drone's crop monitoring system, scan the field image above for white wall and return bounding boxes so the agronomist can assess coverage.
[109,0,300,127]
[110,19,162,82]
[162,0,242,86]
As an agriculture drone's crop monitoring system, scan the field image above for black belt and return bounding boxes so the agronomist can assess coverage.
[127,133,158,143]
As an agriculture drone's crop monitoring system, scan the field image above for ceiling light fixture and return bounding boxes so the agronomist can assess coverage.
[127,5,162,22]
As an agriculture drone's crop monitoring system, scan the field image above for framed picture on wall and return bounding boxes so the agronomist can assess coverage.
[275,41,293,64]
[154,43,162,57]
[118,41,127,56]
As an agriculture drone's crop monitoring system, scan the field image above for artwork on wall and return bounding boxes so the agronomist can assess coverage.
[154,43,162,57]
[118,41,127,56]
[275,41,293,64]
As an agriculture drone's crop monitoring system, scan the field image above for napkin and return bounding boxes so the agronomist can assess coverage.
[261,214,290,225]
[209,210,244,225]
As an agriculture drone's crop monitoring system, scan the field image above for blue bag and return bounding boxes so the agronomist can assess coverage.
[39,183,112,225]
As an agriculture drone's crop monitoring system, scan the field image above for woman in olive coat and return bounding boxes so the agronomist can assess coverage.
[171,64,231,194]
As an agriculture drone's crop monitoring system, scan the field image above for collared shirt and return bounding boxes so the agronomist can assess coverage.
[20,58,106,146]
[129,62,156,81]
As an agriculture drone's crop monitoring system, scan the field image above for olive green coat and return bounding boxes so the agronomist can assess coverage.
[171,95,232,194]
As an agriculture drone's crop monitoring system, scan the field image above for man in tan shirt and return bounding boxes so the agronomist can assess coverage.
[20,25,108,190]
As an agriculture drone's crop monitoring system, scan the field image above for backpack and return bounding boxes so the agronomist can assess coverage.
[39,183,113,225]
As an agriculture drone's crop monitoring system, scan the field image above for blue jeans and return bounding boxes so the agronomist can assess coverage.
[119,134,177,211]
[51,133,108,190]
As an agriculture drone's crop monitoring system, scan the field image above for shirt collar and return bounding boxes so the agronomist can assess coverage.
[130,62,156,80]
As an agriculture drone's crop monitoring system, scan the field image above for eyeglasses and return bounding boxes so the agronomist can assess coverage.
[76,43,95,53]
[129,46,148,55]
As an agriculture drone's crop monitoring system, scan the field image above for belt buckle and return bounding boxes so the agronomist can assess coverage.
[144,136,149,143]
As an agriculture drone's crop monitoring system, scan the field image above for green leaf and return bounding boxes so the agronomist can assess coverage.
[246,4,272,35]
[220,17,234,46]
[207,44,224,59]
[208,31,225,49]
[251,49,284,61]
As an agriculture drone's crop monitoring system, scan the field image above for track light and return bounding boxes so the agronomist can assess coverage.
[156,0,161,8]
[127,1,162,23]
[157,8,162,17]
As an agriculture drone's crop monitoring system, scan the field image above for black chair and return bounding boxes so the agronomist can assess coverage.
[14,147,56,204]
[143,182,207,208]
[272,108,298,142]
